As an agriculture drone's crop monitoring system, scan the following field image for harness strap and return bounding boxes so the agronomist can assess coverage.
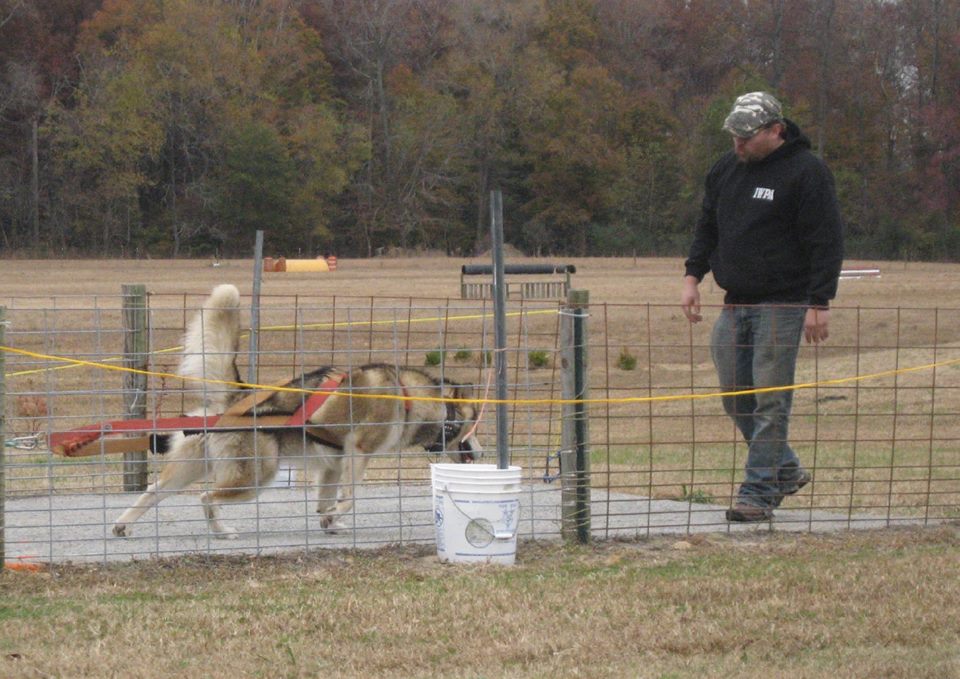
[222,383,284,416]
[301,374,407,450]
[285,373,346,425]
[303,428,344,451]
[399,380,412,412]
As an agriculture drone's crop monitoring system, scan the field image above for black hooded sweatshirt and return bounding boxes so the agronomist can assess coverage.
[684,119,844,307]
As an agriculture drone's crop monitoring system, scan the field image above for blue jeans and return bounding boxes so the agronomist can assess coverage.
[711,304,806,508]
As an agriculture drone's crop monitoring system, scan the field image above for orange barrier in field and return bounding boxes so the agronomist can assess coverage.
[285,258,329,272]
[5,558,44,572]
[263,256,336,272]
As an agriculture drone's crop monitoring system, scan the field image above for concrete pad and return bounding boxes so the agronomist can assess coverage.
[3,483,930,564]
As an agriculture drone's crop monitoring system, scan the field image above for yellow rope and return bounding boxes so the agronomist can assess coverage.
[2,344,957,407]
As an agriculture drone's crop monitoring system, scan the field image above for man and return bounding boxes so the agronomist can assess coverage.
[681,92,844,522]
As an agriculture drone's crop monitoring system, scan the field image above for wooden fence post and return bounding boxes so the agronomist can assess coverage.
[560,289,590,543]
[122,285,149,492]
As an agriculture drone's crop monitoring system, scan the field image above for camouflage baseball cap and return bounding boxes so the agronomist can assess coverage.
[722,91,784,137]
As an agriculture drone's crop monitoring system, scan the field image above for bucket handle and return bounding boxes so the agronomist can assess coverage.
[436,481,517,541]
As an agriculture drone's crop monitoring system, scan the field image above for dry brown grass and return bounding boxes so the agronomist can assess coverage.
[2,258,960,677]
[1,527,958,678]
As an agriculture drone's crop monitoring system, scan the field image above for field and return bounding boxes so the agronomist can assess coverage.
[0,530,956,678]
[1,256,959,678]
[3,256,959,517]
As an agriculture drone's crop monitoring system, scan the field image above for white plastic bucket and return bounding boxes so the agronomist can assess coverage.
[431,463,522,565]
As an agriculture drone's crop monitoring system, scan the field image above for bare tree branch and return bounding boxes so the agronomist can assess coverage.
[0,0,26,31]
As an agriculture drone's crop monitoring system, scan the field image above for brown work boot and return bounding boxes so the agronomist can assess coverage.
[781,468,812,496]
[772,468,812,508]
[725,503,773,522]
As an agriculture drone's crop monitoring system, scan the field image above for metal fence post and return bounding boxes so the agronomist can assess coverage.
[249,229,264,384]
[490,189,510,469]
[122,284,149,491]
[0,306,6,562]
[560,289,590,543]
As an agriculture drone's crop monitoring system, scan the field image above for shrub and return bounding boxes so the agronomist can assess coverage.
[528,350,550,369]
[677,485,715,504]
[617,347,637,371]
[424,350,444,366]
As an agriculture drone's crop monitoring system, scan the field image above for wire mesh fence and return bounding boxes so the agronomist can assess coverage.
[1,290,957,565]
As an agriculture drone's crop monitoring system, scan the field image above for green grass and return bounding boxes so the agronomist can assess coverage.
[676,484,716,504]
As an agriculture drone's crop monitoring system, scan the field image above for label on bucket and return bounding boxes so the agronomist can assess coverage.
[464,518,496,548]
[434,501,446,555]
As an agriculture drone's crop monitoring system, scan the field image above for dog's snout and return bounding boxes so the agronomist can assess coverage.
[456,435,481,463]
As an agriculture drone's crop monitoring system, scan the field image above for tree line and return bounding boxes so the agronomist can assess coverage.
[0,0,957,259]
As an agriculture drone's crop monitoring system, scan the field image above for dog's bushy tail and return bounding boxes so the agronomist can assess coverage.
[179,284,242,411]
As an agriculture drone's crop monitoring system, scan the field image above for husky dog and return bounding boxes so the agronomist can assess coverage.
[112,284,481,538]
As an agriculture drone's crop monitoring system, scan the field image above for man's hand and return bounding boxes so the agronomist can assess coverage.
[804,307,830,343]
[681,275,702,323]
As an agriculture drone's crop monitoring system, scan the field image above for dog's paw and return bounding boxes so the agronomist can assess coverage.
[320,515,350,534]
[213,526,239,540]
[112,524,129,537]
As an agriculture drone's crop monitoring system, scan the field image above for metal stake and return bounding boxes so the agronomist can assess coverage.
[490,190,510,469]
[248,230,264,384]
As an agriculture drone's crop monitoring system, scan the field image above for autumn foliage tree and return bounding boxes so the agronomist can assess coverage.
[42,0,365,256]
[0,0,956,259]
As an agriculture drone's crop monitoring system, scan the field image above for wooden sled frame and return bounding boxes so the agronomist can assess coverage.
[49,374,346,458]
